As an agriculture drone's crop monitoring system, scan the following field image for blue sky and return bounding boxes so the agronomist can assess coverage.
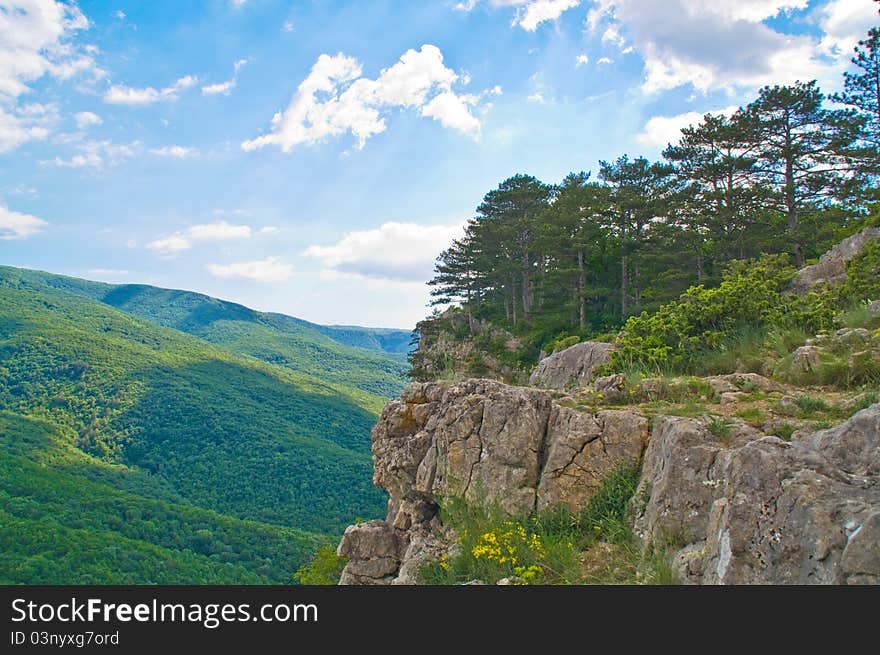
[0,0,877,328]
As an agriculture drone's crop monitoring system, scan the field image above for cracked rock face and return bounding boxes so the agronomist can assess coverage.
[338,379,648,584]
[790,226,880,294]
[529,341,615,389]
[635,404,880,585]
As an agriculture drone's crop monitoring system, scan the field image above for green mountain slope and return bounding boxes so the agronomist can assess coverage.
[0,266,388,543]
[2,267,410,398]
[275,315,413,354]
[0,412,323,584]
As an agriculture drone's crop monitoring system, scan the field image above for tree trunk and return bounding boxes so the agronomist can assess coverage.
[577,248,586,329]
[784,120,804,267]
[521,251,531,320]
[620,252,629,318]
[510,275,518,327]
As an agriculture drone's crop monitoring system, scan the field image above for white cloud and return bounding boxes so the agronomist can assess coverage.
[636,105,738,147]
[74,110,102,129]
[113,10,125,20]
[201,58,248,96]
[304,220,465,282]
[230,0,247,8]
[44,139,140,168]
[0,0,100,99]
[201,80,234,96]
[515,0,581,31]
[0,1,101,152]
[283,20,294,32]
[145,233,190,256]
[586,0,873,95]
[207,257,294,282]
[104,75,197,106]
[818,0,879,60]
[455,0,581,31]
[0,105,51,152]
[242,44,488,152]
[596,57,613,65]
[0,204,47,240]
[146,221,254,256]
[421,91,482,135]
[575,53,589,67]
[149,144,198,158]
[527,92,546,103]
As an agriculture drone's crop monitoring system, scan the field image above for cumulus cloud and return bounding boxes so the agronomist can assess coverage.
[586,0,876,94]
[0,1,102,152]
[201,58,248,96]
[241,45,488,152]
[74,111,102,129]
[304,221,465,283]
[456,0,581,31]
[149,144,198,158]
[207,257,294,282]
[575,54,590,67]
[145,221,257,256]
[636,105,739,148]
[0,204,47,239]
[104,75,197,105]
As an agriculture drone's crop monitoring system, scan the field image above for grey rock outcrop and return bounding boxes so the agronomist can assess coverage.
[338,379,648,584]
[634,404,880,585]
[790,226,880,294]
[529,341,615,389]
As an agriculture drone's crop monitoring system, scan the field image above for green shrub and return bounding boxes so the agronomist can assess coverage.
[839,239,880,304]
[293,545,347,585]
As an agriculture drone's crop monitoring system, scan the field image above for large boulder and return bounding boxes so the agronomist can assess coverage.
[790,226,880,294]
[339,379,648,584]
[634,404,880,585]
[529,341,615,389]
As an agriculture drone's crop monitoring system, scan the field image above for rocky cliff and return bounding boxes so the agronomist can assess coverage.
[338,376,880,585]
[338,379,647,584]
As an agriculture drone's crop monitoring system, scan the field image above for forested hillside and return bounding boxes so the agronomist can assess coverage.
[420,33,880,375]
[0,267,393,582]
[2,267,410,398]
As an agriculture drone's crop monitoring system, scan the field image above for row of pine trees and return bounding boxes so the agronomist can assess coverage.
[428,26,880,339]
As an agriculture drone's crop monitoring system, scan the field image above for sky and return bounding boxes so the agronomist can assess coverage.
[0,0,877,329]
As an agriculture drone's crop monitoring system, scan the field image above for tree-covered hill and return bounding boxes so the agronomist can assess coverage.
[0,267,410,398]
[0,267,391,584]
[0,412,324,584]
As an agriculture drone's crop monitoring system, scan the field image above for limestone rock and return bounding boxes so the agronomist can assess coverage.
[791,345,822,374]
[790,226,880,294]
[868,299,880,315]
[337,520,404,585]
[529,341,615,389]
[339,378,648,584]
[635,404,880,585]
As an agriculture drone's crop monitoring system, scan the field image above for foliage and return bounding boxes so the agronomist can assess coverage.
[293,545,348,585]
[421,462,672,585]
[12,269,410,398]
[0,267,388,552]
[605,255,813,373]
[0,412,323,584]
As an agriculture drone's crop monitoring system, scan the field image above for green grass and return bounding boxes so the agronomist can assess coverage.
[420,462,676,585]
